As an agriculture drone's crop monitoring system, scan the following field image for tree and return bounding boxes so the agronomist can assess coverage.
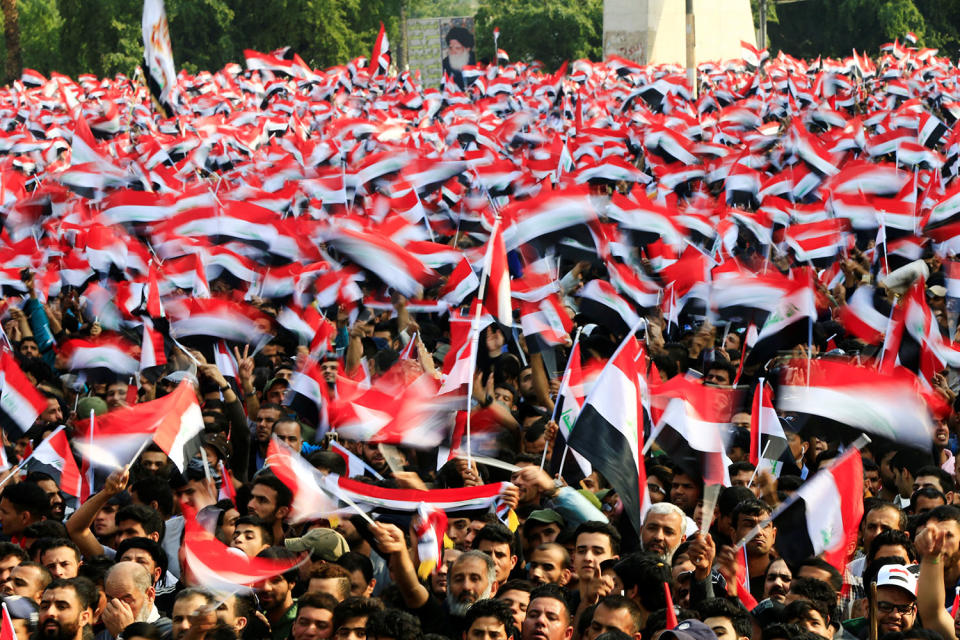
[2,0,19,83]
[770,0,926,60]
[474,0,601,71]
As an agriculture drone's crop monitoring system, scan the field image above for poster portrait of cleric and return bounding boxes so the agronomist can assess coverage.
[442,25,476,89]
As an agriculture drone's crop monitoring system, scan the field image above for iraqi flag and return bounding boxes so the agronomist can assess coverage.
[415,503,448,579]
[75,380,204,471]
[266,439,339,523]
[28,426,83,497]
[749,379,787,475]
[837,285,891,345]
[284,358,330,432]
[481,218,512,327]
[60,337,140,377]
[0,351,47,434]
[369,22,390,75]
[139,318,167,371]
[182,504,304,593]
[578,279,642,335]
[654,379,734,487]
[568,335,650,533]
[777,358,934,450]
[329,474,512,515]
[551,335,592,477]
[745,279,816,367]
[439,257,480,306]
[773,447,863,570]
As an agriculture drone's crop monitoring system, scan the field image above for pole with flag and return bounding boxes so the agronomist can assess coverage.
[463,216,506,467]
[141,0,177,116]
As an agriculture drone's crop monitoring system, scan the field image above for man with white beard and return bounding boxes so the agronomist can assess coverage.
[442,26,475,89]
[97,561,172,640]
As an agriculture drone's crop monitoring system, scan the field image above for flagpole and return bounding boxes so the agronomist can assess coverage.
[735,433,871,551]
[464,216,502,469]
[746,440,772,488]
[542,328,582,469]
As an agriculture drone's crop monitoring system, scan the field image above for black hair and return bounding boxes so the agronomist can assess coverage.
[365,608,422,640]
[596,595,642,633]
[116,504,165,538]
[298,591,339,614]
[130,476,175,519]
[463,599,514,634]
[788,577,836,611]
[256,546,299,584]
[336,552,374,584]
[1,482,49,519]
[573,521,621,556]
[44,576,98,611]
[731,498,773,530]
[235,515,275,546]
[920,504,960,527]
[728,461,756,476]
[23,521,67,540]
[115,537,168,578]
[497,578,534,595]
[33,537,81,564]
[890,450,934,474]
[251,473,293,509]
[474,522,517,555]
[862,499,908,532]
[120,622,164,640]
[0,541,27,563]
[332,597,385,633]
[611,553,672,613]
[528,584,570,622]
[796,557,843,592]
[783,598,831,628]
[867,530,916,565]
[915,466,955,493]
[697,598,751,637]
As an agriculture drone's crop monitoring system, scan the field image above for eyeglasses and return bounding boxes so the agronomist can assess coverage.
[877,601,915,615]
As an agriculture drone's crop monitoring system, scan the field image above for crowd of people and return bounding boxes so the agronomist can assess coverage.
[0,21,957,640]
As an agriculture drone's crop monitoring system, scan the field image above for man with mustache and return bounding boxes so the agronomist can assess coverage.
[441,26,475,90]
[38,577,97,640]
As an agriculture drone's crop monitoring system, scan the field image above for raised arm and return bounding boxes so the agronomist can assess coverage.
[65,467,129,558]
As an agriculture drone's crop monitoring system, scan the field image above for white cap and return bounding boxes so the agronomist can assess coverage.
[876,564,917,598]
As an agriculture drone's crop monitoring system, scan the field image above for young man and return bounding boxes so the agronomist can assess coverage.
[0,482,49,540]
[732,499,776,601]
[38,577,97,640]
[474,523,518,584]
[331,597,384,640]
[521,585,573,640]
[36,539,82,580]
[582,595,642,640]
[462,598,515,640]
[571,522,620,621]
[697,598,751,640]
[256,547,300,640]
[2,561,50,603]
[231,515,273,557]
[248,474,293,545]
[526,544,571,586]
[292,592,338,640]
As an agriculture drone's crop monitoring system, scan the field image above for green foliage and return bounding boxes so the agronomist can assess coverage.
[474,0,601,72]
[770,0,927,60]
[407,0,476,19]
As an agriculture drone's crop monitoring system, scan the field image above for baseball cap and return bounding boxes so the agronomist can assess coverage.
[77,397,108,418]
[523,509,564,533]
[659,620,719,640]
[285,527,349,561]
[928,285,947,298]
[876,564,917,598]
